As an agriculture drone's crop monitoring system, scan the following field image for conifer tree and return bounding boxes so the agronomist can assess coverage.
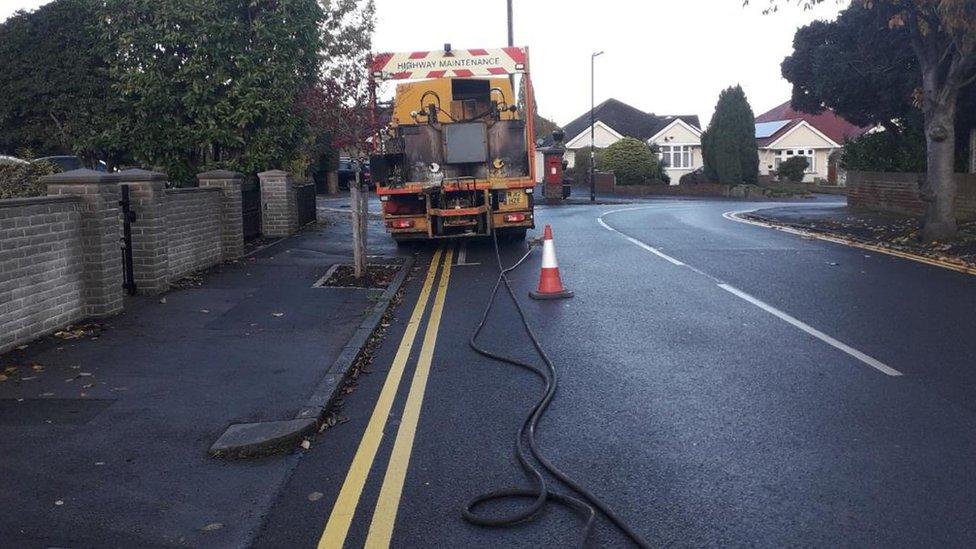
[702,85,759,184]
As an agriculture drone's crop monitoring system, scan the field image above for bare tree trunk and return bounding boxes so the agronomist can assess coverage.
[359,179,368,269]
[327,170,338,194]
[920,66,960,242]
[351,167,367,278]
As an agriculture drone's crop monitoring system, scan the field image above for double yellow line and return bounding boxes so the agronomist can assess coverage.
[318,246,454,549]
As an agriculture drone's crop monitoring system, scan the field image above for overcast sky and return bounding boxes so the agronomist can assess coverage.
[2,0,848,127]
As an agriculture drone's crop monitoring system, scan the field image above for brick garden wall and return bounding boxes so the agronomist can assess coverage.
[612,183,729,197]
[847,171,976,221]
[1,167,308,354]
[0,196,86,353]
[164,188,223,280]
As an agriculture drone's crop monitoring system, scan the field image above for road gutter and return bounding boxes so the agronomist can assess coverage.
[208,256,416,459]
[724,209,976,277]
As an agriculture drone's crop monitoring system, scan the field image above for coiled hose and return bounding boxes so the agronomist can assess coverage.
[461,231,651,548]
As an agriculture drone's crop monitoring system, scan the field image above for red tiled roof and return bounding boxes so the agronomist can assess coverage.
[755,101,871,147]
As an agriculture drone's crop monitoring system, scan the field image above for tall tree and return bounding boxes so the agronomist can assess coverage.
[298,0,376,189]
[517,82,559,143]
[781,2,921,133]
[0,0,124,166]
[100,0,325,183]
[758,0,976,241]
[702,85,760,184]
[782,1,975,171]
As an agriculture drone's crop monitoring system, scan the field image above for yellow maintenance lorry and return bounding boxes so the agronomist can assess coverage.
[369,45,537,243]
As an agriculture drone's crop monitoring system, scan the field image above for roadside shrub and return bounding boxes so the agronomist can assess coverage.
[841,129,926,173]
[601,137,665,185]
[679,168,709,185]
[776,156,809,182]
[571,146,604,182]
[0,160,59,199]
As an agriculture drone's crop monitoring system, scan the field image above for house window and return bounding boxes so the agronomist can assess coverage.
[773,149,816,173]
[659,145,693,169]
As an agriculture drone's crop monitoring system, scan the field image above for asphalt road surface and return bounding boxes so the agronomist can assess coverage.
[255,196,976,548]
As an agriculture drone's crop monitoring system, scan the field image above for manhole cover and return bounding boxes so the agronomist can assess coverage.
[0,399,115,425]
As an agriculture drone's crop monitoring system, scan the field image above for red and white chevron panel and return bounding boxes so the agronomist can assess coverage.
[371,47,527,80]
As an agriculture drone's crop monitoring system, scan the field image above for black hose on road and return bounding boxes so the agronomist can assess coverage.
[461,231,651,548]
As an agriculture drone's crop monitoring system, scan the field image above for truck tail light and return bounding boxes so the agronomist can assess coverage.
[503,213,526,223]
[390,219,414,229]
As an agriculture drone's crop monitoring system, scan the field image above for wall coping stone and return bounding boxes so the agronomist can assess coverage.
[197,169,244,180]
[258,169,289,178]
[0,194,82,209]
[165,187,221,195]
[40,168,113,185]
[115,168,167,182]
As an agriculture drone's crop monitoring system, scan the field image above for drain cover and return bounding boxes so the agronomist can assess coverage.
[0,399,114,425]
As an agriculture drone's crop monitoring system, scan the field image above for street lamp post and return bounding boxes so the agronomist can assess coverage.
[590,51,604,202]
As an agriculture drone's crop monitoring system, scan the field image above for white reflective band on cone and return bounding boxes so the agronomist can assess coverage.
[541,239,558,269]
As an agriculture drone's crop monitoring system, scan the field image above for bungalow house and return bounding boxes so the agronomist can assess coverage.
[541,98,702,184]
[755,101,870,184]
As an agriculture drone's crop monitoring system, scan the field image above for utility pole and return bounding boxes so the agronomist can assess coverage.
[590,51,604,202]
[507,0,514,47]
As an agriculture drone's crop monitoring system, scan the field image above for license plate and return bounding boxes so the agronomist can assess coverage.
[504,191,523,206]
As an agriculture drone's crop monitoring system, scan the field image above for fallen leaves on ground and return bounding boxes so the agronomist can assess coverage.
[54,323,104,340]
[319,264,401,289]
[749,212,976,269]
[171,273,204,290]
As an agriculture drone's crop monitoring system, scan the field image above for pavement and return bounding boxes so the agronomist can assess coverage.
[0,209,407,548]
[7,192,976,547]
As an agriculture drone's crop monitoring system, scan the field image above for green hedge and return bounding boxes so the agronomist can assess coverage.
[776,156,809,182]
[0,160,59,199]
[602,138,666,185]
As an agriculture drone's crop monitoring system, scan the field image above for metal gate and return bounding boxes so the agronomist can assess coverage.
[242,179,261,241]
[119,185,137,295]
[297,183,317,227]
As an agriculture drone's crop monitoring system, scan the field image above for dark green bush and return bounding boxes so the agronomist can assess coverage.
[601,138,665,185]
[841,129,926,173]
[776,156,809,182]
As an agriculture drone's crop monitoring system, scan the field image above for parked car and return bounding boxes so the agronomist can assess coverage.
[679,167,709,185]
[337,157,371,190]
[0,155,29,166]
[34,155,84,171]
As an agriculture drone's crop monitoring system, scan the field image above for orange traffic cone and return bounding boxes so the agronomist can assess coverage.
[530,225,574,300]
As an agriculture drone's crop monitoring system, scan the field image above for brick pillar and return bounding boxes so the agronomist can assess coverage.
[43,169,123,317]
[258,170,298,237]
[117,169,170,294]
[198,169,245,260]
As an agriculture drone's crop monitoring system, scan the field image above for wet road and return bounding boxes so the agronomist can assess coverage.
[256,196,976,548]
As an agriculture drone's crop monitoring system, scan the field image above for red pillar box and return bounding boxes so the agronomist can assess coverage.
[542,129,566,200]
